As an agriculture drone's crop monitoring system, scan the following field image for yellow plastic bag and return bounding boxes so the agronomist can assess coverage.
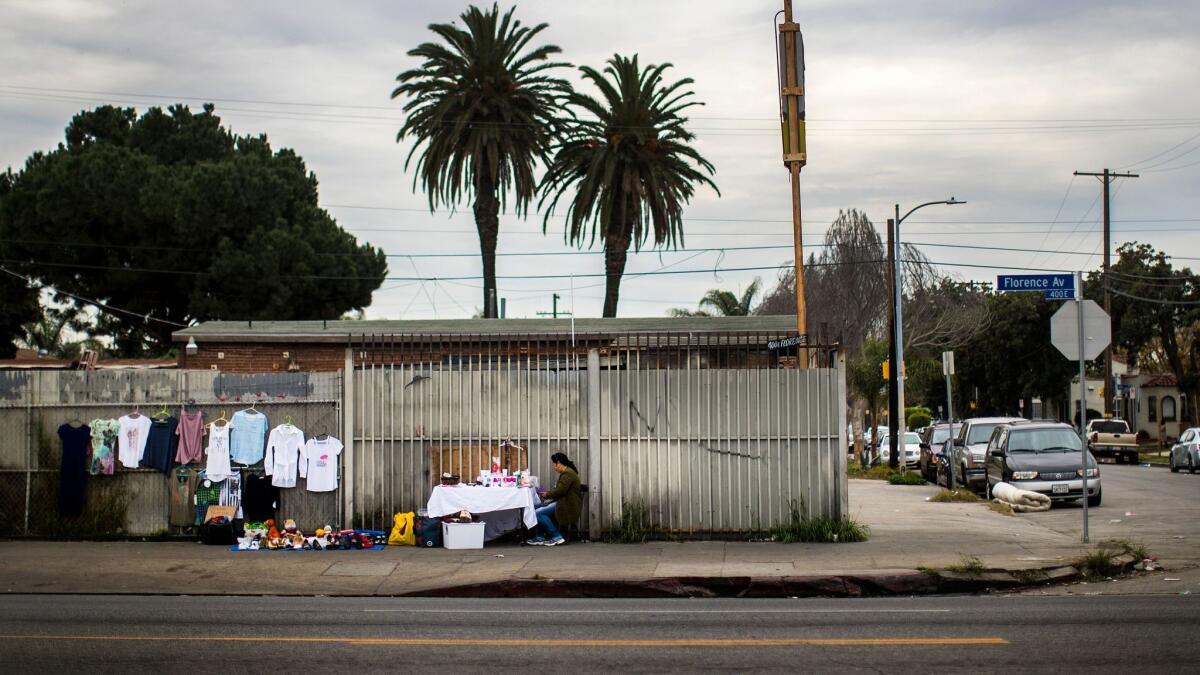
[388,511,416,546]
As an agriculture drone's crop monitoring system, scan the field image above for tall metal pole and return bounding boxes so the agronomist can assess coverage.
[887,219,899,470]
[1076,270,1089,543]
[780,1,808,367]
[894,204,906,436]
[1074,168,1137,417]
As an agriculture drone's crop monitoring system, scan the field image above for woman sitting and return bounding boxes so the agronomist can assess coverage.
[526,452,582,547]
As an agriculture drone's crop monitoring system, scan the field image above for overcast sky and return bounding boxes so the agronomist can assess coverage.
[2,0,1197,320]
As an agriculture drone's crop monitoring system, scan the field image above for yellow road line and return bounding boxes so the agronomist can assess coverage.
[0,634,1008,647]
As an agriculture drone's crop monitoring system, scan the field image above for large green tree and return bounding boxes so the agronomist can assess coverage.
[0,171,41,357]
[1089,242,1200,421]
[953,292,1076,418]
[540,54,718,317]
[392,3,568,317]
[0,105,387,354]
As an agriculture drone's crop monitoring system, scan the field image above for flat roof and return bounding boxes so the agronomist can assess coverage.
[174,316,802,344]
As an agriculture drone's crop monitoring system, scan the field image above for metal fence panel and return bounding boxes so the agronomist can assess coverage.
[0,369,341,536]
[349,333,845,535]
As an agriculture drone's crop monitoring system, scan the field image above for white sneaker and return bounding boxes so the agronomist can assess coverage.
[525,537,546,546]
[544,536,566,547]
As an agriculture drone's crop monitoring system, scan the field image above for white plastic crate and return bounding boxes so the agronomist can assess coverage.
[442,522,485,549]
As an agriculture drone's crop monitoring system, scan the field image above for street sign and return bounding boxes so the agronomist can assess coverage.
[767,335,807,350]
[1050,299,1111,361]
[1044,289,1074,300]
[941,350,955,376]
[997,273,1075,293]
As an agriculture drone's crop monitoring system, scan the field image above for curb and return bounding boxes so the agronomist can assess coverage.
[400,553,1141,598]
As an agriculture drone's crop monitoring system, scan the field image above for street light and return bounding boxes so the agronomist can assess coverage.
[893,198,965,439]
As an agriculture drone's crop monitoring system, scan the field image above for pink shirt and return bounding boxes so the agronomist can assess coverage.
[175,410,206,464]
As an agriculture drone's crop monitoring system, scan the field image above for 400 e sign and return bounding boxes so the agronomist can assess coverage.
[996,274,1075,300]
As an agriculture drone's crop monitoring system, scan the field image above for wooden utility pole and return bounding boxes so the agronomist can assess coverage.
[1073,168,1138,416]
[779,0,808,367]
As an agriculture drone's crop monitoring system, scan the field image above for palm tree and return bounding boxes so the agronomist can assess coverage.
[539,54,718,317]
[392,4,568,316]
[669,279,761,317]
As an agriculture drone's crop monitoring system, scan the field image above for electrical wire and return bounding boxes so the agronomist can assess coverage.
[1109,288,1200,305]
[0,265,187,327]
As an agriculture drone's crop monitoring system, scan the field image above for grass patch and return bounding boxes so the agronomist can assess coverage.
[1099,538,1150,562]
[987,502,1015,516]
[769,500,869,543]
[1072,549,1118,581]
[930,489,981,503]
[946,554,986,575]
[887,472,927,486]
[1139,453,1169,466]
[847,465,899,480]
[602,500,675,544]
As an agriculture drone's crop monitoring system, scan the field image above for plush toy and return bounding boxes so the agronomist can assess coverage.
[266,518,280,540]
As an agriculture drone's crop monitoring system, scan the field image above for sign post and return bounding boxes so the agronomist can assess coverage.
[1075,271,1088,543]
[941,351,955,428]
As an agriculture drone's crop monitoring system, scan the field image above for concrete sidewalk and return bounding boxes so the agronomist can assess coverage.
[2,476,1192,597]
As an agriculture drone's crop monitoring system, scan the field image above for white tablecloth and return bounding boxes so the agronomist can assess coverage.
[426,486,538,529]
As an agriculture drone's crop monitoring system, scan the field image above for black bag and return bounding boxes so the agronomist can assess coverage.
[415,516,442,548]
[199,518,238,545]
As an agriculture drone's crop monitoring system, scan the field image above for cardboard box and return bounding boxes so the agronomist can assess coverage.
[442,522,485,549]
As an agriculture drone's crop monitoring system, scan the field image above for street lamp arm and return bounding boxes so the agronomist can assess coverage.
[897,198,966,226]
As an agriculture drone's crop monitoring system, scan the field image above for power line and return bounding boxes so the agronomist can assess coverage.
[1109,287,1200,305]
[5,84,1200,126]
[0,265,187,327]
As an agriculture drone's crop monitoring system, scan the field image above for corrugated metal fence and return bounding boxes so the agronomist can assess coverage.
[0,369,340,536]
[348,333,847,535]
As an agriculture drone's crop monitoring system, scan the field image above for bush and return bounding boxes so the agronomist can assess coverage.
[769,500,869,543]
[888,472,927,486]
[906,406,932,430]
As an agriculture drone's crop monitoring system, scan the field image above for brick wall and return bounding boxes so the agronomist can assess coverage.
[179,342,345,373]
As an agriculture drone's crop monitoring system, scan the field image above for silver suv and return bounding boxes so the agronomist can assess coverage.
[949,416,1023,492]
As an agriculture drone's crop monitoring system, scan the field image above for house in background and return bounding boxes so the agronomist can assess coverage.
[1119,372,1191,445]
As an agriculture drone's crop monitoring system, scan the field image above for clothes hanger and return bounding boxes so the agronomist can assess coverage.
[285,414,294,427]
[152,403,170,420]
[129,404,141,418]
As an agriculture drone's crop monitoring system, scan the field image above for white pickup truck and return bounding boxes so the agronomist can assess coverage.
[1086,419,1139,464]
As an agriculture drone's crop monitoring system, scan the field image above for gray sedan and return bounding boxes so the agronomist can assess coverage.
[1170,427,1200,474]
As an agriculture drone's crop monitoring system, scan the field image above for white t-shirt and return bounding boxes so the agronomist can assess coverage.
[117,414,153,468]
[302,436,342,492]
[205,422,234,481]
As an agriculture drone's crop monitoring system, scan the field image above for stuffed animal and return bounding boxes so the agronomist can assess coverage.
[266,518,280,540]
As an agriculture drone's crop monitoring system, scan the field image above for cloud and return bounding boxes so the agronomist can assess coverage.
[1,0,1197,319]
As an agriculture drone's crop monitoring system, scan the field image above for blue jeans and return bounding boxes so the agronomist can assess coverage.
[535,502,561,540]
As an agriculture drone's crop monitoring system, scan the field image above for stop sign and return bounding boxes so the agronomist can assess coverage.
[1050,300,1111,361]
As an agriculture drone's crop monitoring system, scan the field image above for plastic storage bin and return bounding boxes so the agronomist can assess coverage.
[442,522,485,549]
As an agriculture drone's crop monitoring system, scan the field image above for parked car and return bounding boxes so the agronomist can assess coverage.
[1169,427,1200,473]
[879,431,922,467]
[984,421,1101,506]
[950,416,1024,492]
[1086,418,1139,464]
[919,423,960,483]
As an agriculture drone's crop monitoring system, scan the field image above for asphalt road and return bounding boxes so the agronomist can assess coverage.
[1011,464,1199,560]
[0,594,1195,673]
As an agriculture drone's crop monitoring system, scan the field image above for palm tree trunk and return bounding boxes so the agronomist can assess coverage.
[602,226,632,318]
[474,167,500,317]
